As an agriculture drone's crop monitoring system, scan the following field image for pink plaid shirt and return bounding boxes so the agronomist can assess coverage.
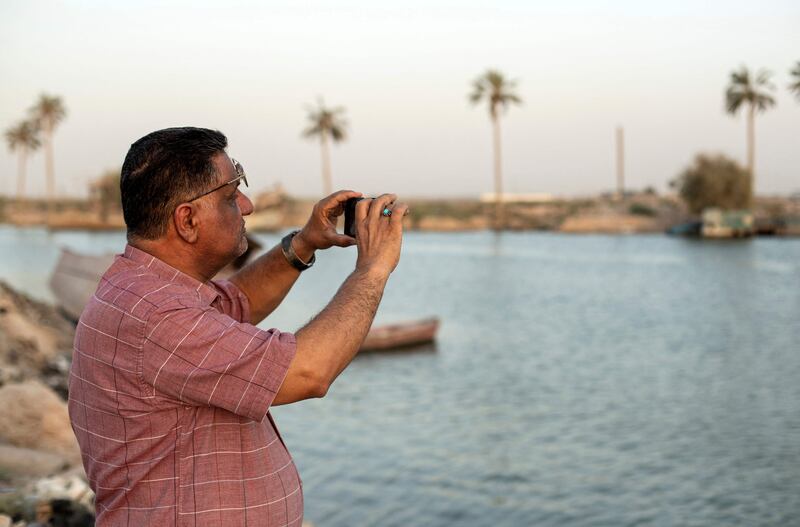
[68,244,303,526]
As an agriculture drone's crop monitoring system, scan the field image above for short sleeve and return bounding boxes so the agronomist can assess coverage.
[141,300,296,422]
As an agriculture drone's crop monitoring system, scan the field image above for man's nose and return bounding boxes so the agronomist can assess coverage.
[238,192,254,216]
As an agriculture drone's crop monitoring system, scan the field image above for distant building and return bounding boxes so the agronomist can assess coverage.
[479,192,555,204]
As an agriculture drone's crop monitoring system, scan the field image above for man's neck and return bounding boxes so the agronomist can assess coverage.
[128,237,220,283]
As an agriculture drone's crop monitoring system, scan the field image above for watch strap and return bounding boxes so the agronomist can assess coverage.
[281,230,315,271]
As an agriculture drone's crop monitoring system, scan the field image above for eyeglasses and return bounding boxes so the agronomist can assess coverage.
[186,158,249,202]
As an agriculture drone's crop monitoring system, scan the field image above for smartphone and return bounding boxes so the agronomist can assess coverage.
[344,197,364,238]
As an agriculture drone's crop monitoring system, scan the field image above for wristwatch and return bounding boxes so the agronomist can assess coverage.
[281,230,315,271]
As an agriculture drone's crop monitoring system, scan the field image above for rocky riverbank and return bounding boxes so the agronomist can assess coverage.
[0,281,94,526]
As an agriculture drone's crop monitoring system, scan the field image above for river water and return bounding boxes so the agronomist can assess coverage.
[1,226,799,526]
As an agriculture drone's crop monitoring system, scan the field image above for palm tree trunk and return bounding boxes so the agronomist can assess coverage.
[746,103,755,205]
[44,121,55,222]
[320,131,332,196]
[16,146,27,200]
[492,114,505,230]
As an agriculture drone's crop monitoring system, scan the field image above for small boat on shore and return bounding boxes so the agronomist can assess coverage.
[49,249,115,321]
[360,317,440,352]
[666,220,702,236]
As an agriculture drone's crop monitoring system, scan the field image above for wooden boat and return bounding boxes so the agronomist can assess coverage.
[360,317,440,352]
[666,220,702,236]
[49,237,262,322]
[49,249,116,321]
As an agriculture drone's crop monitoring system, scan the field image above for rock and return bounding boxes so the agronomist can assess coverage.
[0,445,70,481]
[0,282,74,398]
[0,491,31,524]
[31,475,94,511]
[0,381,80,465]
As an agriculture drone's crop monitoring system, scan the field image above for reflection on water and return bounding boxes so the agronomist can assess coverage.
[356,342,439,360]
[2,226,800,526]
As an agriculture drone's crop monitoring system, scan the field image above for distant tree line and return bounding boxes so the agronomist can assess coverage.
[5,60,800,223]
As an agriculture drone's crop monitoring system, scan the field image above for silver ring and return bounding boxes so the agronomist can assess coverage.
[382,208,392,217]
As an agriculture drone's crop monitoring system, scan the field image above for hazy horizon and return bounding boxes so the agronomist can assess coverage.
[2,0,799,200]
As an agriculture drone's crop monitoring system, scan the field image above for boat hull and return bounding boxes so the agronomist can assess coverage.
[360,318,440,352]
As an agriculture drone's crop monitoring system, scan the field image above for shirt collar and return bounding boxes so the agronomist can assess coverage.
[122,244,221,306]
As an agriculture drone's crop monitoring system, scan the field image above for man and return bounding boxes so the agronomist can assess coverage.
[67,127,407,526]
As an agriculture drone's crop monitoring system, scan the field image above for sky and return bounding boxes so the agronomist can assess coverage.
[1,0,799,199]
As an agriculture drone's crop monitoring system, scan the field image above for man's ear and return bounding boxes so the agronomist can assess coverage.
[173,202,200,243]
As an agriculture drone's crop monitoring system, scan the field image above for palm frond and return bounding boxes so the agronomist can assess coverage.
[29,93,67,128]
[754,93,776,112]
[725,65,776,115]
[469,68,523,116]
[329,125,346,142]
[725,85,745,114]
[302,98,348,143]
[5,120,41,151]
[301,124,322,138]
[788,61,800,99]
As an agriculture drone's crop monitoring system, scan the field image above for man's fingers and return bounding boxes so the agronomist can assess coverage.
[368,193,398,221]
[330,233,357,247]
[354,196,371,224]
[322,190,362,215]
[389,203,409,227]
[326,189,362,204]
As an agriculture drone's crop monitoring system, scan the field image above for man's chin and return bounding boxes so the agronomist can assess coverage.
[236,232,249,257]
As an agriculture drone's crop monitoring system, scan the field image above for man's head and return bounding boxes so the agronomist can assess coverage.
[121,127,254,273]
[121,127,228,240]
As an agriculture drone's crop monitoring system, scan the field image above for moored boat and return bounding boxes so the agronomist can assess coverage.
[360,317,440,352]
[701,208,754,238]
[49,249,114,321]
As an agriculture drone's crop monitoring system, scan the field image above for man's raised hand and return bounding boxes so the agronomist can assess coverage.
[294,190,362,254]
[354,194,408,277]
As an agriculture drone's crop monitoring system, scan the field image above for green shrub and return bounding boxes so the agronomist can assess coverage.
[629,203,657,216]
[671,154,751,214]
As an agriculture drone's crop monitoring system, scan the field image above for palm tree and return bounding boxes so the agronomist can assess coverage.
[469,69,522,229]
[29,94,67,209]
[4,120,41,199]
[725,66,775,199]
[789,61,800,101]
[302,98,347,196]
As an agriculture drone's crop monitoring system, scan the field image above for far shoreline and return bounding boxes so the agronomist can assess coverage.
[2,191,799,236]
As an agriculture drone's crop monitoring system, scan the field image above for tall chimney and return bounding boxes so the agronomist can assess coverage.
[616,126,625,199]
